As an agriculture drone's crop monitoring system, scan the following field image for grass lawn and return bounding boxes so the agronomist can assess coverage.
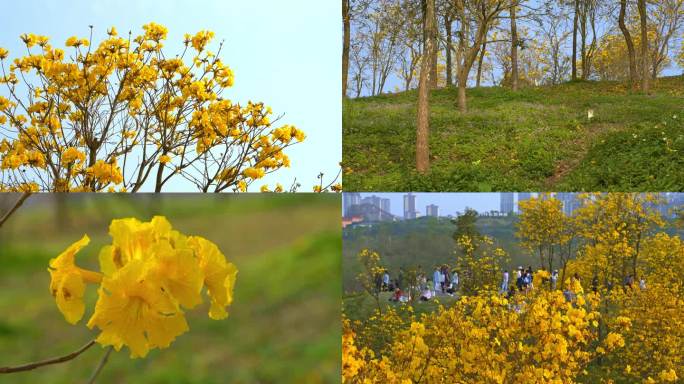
[0,194,341,384]
[343,78,684,191]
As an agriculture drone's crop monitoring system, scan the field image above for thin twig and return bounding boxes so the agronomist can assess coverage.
[0,339,96,373]
[0,192,31,229]
[86,346,113,384]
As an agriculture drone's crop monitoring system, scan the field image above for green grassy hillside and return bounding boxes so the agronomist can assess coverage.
[343,78,684,191]
[343,215,684,293]
[0,194,341,384]
[342,216,530,292]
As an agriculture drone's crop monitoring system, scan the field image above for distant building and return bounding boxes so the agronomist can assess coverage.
[426,204,439,217]
[557,193,580,216]
[404,193,416,219]
[342,193,361,216]
[500,192,515,214]
[345,203,394,223]
[380,198,391,214]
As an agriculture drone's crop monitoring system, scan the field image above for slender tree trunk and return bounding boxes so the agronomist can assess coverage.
[511,0,519,90]
[429,2,439,89]
[445,15,453,87]
[572,0,579,81]
[342,0,350,98]
[458,71,468,112]
[417,0,436,174]
[619,0,637,90]
[580,2,587,80]
[476,40,487,87]
[638,0,649,93]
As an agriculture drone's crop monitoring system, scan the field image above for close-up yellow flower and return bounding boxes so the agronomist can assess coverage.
[47,216,237,358]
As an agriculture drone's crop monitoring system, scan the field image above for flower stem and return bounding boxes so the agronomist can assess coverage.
[0,339,95,373]
[86,346,113,384]
[0,192,31,230]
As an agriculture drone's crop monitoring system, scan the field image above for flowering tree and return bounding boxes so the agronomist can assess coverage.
[0,23,306,193]
[344,193,684,383]
[344,285,628,383]
[454,234,509,295]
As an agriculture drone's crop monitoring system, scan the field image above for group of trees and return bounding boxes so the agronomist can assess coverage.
[344,0,684,96]
[342,0,684,173]
[344,193,684,382]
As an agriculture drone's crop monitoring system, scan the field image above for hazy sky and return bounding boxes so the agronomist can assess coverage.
[0,0,341,191]
[358,192,512,216]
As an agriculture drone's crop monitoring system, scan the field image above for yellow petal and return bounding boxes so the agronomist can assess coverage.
[188,236,238,320]
[54,271,86,324]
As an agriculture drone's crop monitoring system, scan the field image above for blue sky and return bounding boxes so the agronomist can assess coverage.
[358,192,511,216]
[0,0,341,192]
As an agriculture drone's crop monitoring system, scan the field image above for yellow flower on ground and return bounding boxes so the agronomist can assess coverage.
[659,369,678,382]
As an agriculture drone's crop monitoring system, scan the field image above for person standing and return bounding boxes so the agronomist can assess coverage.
[382,270,390,291]
[551,270,558,290]
[433,267,441,293]
[501,270,509,293]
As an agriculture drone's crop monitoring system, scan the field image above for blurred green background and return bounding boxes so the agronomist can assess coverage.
[0,193,341,384]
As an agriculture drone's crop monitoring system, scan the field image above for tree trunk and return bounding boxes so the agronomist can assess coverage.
[417,0,436,174]
[638,0,649,93]
[342,0,350,98]
[618,0,637,90]
[445,15,453,87]
[476,40,487,87]
[572,0,579,81]
[580,1,587,80]
[429,2,439,89]
[457,71,467,112]
[510,0,519,90]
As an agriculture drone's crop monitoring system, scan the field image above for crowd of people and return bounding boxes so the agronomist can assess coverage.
[376,264,648,305]
[374,265,459,303]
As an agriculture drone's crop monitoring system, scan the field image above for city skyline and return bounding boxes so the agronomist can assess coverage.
[354,193,503,218]
[350,193,684,219]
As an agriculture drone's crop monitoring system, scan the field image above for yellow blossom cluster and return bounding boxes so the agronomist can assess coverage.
[346,193,683,383]
[0,23,304,192]
[455,235,509,295]
[47,216,237,358]
[344,288,625,383]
